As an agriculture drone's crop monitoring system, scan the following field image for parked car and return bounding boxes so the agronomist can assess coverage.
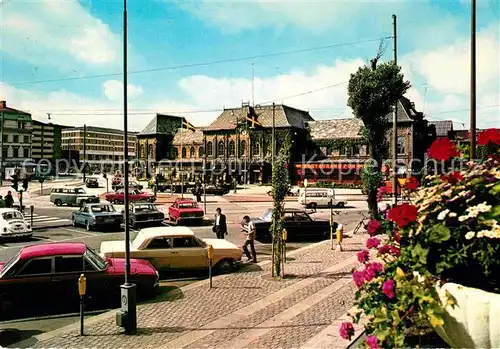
[112,180,143,191]
[250,208,333,242]
[126,203,165,228]
[105,189,155,204]
[72,204,123,231]
[85,177,99,188]
[0,209,32,240]
[298,188,347,209]
[0,242,159,319]
[267,187,298,197]
[100,226,241,274]
[191,185,230,196]
[50,187,100,207]
[168,198,204,225]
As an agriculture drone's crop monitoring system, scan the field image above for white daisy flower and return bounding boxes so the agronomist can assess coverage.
[437,209,450,221]
[465,231,475,240]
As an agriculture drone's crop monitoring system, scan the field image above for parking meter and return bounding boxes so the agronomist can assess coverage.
[78,274,87,335]
[336,223,344,252]
[207,244,214,288]
[30,205,34,227]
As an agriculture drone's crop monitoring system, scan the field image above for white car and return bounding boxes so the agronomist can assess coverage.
[0,208,33,239]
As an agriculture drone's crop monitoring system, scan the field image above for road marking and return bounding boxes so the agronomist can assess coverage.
[159,255,357,349]
[60,228,98,237]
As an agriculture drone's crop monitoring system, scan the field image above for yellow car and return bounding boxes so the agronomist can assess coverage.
[100,226,242,274]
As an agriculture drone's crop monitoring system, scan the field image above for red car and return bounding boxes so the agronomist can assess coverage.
[168,198,204,225]
[0,242,159,319]
[105,189,155,204]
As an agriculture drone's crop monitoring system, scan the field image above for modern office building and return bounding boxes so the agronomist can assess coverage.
[61,126,138,171]
[31,120,66,163]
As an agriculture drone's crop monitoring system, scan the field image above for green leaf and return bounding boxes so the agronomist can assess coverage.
[490,183,500,196]
[427,224,451,243]
[411,244,429,264]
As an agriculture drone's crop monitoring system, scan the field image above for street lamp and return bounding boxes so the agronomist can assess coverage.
[115,0,136,335]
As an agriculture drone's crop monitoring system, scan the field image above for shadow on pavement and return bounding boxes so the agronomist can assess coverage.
[0,328,42,347]
[143,286,184,305]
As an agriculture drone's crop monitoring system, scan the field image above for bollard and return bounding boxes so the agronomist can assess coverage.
[330,209,334,250]
[78,274,87,336]
[30,205,34,227]
[282,229,287,264]
[207,244,214,288]
[336,224,344,252]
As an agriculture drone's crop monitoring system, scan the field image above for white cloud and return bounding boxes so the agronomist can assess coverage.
[103,80,144,101]
[0,0,121,68]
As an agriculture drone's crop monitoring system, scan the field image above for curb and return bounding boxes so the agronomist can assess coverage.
[14,238,339,348]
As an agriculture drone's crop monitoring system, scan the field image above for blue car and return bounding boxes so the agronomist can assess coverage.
[72,204,123,231]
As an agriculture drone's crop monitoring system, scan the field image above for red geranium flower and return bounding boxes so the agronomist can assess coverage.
[387,203,418,228]
[357,250,370,263]
[367,219,382,236]
[339,322,355,340]
[382,279,396,299]
[366,237,380,249]
[427,138,459,161]
[404,176,419,191]
[441,171,464,184]
[477,128,500,146]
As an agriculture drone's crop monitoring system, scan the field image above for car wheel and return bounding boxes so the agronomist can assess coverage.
[55,199,62,206]
[215,259,234,274]
[86,221,93,231]
[336,202,345,208]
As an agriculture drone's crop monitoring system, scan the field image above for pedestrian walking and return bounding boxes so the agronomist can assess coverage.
[241,215,257,263]
[213,208,227,239]
[4,191,14,208]
[195,183,202,203]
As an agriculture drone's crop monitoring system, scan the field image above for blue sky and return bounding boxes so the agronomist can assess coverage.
[0,0,498,131]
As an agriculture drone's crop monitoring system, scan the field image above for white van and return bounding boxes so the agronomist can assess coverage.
[298,188,346,209]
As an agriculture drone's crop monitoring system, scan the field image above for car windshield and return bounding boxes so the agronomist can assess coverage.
[195,236,207,247]
[2,211,23,220]
[260,209,272,221]
[75,188,86,194]
[179,202,197,208]
[85,246,106,270]
[134,204,155,212]
[91,205,116,213]
[0,255,19,277]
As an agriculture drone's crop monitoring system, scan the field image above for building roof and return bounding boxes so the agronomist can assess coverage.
[61,126,138,136]
[206,104,314,131]
[0,101,31,116]
[19,242,86,260]
[138,114,184,136]
[429,120,453,137]
[308,118,364,140]
[383,96,424,123]
[172,127,205,145]
[33,120,71,128]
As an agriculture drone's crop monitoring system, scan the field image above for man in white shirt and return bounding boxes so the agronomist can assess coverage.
[213,208,227,239]
[241,215,257,263]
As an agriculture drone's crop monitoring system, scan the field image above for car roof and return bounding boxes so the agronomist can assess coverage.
[176,198,195,203]
[136,226,195,241]
[19,242,86,260]
[0,208,20,213]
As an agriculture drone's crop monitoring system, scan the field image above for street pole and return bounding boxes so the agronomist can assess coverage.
[83,124,87,182]
[272,103,276,166]
[0,109,4,186]
[470,0,477,160]
[181,128,184,199]
[392,14,398,205]
[117,0,136,335]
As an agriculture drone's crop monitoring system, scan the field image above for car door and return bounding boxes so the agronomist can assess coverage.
[293,212,316,238]
[169,202,179,219]
[52,255,85,302]
[74,207,84,224]
[13,257,54,307]
[282,212,297,238]
[139,237,173,271]
[170,236,207,270]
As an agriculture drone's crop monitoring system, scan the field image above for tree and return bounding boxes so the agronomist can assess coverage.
[270,137,291,277]
[347,53,410,218]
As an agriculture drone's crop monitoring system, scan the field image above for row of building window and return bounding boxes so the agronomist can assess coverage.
[2,147,30,159]
[2,134,31,144]
[61,132,136,141]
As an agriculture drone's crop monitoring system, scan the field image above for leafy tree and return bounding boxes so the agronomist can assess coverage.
[270,137,291,277]
[347,54,410,218]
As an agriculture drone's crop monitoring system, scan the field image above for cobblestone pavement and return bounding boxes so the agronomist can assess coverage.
[20,232,366,349]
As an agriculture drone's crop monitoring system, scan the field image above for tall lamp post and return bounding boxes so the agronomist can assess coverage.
[116,0,136,334]
[0,108,4,185]
[470,0,477,160]
[83,124,87,182]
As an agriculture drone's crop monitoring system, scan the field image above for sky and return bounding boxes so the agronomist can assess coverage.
[0,0,499,132]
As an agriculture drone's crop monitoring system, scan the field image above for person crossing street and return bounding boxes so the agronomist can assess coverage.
[241,215,257,263]
[213,208,227,239]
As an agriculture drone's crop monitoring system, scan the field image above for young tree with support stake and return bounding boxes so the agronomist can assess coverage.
[347,46,410,218]
[270,137,291,278]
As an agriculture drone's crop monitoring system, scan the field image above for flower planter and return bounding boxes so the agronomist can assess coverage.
[435,282,500,349]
